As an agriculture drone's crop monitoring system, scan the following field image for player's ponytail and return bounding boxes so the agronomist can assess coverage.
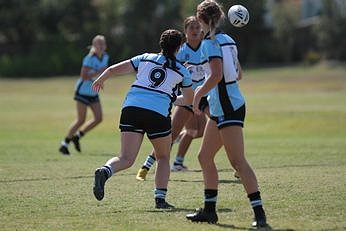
[159,29,183,70]
[197,0,224,40]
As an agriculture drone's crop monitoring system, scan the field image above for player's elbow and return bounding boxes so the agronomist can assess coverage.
[213,72,223,82]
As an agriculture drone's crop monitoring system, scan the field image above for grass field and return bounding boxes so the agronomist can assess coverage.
[0,64,345,230]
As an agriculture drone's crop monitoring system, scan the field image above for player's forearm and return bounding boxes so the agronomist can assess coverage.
[196,73,222,97]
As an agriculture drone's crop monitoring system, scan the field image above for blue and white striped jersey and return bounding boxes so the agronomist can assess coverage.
[124,53,192,117]
[75,53,109,96]
[201,31,245,117]
[176,42,208,90]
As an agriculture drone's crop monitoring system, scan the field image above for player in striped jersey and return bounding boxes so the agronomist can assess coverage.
[92,29,193,209]
[135,16,209,179]
[59,35,109,155]
[186,1,267,228]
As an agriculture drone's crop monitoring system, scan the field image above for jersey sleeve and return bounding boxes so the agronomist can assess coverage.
[202,40,222,61]
[82,55,93,68]
[130,54,145,71]
[181,68,192,88]
[176,48,185,64]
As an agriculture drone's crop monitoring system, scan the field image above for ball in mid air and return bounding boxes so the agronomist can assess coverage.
[228,5,249,27]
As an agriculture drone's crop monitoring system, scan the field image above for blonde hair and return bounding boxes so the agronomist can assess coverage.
[184,16,199,31]
[88,35,106,55]
[197,0,225,39]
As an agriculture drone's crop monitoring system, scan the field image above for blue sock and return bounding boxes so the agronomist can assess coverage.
[174,156,184,166]
[154,188,167,200]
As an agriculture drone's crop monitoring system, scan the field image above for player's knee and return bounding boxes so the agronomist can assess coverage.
[198,152,209,166]
[186,129,198,138]
[229,158,246,172]
[195,130,204,138]
[120,155,136,168]
[156,153,169,162]
[95,116,102,124]
[76,119,86,126]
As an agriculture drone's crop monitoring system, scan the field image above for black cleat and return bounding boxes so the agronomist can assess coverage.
[252,213,267,228]
[93,168,108,201]
[71,136,81,152]
[59,145,70,155]
[155,198,175,209]
[186,208,218,224]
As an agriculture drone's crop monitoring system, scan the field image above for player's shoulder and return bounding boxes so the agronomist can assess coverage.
[179,42,189,51]
[175,62,190,77]
[215,32,236,45]
[83,53,93,60]
[103,52,110,59]
[138,53,162,61]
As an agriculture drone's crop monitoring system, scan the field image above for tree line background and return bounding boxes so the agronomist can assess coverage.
[0,0,345,77]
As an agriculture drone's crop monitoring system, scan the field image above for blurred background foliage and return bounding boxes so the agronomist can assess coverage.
[0,0,345,77]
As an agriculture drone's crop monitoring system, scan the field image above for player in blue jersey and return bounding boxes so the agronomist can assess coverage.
[186,1,267,228]
[59,35,109,155]
[91,29,193,209]
[135,16,209,180]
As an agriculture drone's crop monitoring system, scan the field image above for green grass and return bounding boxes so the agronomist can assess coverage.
[0,64,345,230]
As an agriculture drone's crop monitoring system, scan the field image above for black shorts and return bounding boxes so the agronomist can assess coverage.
[210,104,246,129]
[119,106,171,139]
[74,93,100,105]
[181,96,209,113]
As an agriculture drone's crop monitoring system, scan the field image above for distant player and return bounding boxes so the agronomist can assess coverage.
[186,0,267,228]
[59,35,109,155]
[91,29,193,209]
[135,16,208,180]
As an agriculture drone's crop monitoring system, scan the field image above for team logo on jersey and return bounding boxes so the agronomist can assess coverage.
[149,67,167,88]
[185,54,190,61]
[218,115,225,122]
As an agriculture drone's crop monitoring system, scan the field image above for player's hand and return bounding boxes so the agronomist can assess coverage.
[183,61,193,71]
[92,78,104,93]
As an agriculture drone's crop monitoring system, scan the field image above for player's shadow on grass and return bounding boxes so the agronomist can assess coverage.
[0,175,92,183]
[189,168,233,173]
[215,223,292,231]
[169,179,241,184]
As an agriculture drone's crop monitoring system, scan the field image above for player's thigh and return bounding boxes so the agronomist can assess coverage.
[89,101,103,120]
[150,135,172,159]
[219,126,245,163]
[198,118,223,161]
[120,132,144,163]
[76,101,87,121]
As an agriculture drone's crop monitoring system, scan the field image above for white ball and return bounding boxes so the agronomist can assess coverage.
[228,5,250,28]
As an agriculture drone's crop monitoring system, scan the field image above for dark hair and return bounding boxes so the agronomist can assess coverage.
[159,29,183,70]
[197,0,225,39]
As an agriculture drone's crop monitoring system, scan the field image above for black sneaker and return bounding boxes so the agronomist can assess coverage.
[71,136,81,152]
[93,168,108,201]
[59,145,70,155]
[186,208,218,224]
[252,213,267,228]
[155,198,175,209]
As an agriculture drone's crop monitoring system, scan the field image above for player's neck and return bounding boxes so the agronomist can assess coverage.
[95,51,103,58]
[187,40,200,49]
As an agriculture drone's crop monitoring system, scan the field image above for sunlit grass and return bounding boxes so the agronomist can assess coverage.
[0,65,345,230]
